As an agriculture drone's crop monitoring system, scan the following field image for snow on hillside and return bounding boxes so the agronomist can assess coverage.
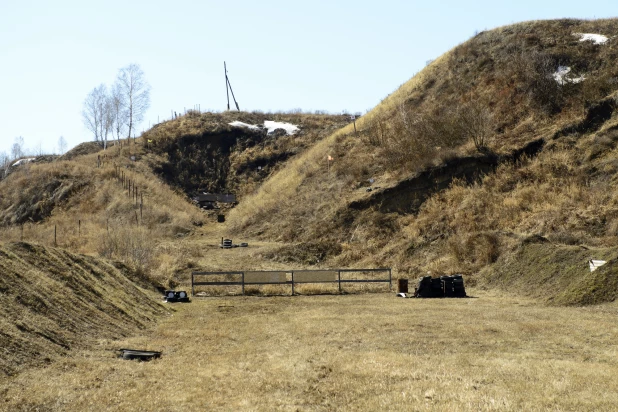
[263,121,299,135]
[228,121,260,130]
[229,120,299,135]
[553,66,585,85]
[11,158,35,167]
[574,33,609,44]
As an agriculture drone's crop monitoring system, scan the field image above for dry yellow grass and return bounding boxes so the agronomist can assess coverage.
[227,19,618,299]
[1,291,617,411]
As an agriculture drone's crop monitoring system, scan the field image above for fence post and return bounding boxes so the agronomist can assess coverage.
[338,270,342,293]
[78,220,81,237]
[389,268,392,290]
[241,272,245,295]
[291,271,295,295]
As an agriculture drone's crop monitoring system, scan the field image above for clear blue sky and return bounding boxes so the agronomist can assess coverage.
[0,0,616,156]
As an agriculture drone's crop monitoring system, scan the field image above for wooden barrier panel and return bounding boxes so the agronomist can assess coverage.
[244,271,287,284]
[294,270,337,283]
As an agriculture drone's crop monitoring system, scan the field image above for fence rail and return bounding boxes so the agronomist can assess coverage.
[191,268,392,296]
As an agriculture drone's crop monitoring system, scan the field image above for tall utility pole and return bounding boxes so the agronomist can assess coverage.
[224,61,240,112]
[225,61,230,111]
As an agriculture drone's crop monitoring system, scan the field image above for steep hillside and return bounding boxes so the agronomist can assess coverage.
[226,19,618,304]
[140,110,352,198]
[0,147,205,289]
[0,242,167,376]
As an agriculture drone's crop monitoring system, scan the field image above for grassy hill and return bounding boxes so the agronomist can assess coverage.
[0,242,167,377]
[1,18,618,319]
[225,19,618,304]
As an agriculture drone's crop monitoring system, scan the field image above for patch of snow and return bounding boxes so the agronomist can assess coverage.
[229,120,300,135]
[228,121,260,130]
[263,121,299,135]
[11,158,35,167]
[574,33,609,45]
[553,66,585,85]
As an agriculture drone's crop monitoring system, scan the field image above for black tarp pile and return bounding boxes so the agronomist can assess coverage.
[414,275,466,298]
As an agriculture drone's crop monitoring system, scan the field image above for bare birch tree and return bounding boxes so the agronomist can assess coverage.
[115,64,150,139]
[110,83,127,143]
[82,84,108,143]
[11,136,24,159]
[58,136,67,155]
[0,151,9,178]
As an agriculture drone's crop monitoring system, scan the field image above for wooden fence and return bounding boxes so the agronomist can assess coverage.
[191,268,392,296]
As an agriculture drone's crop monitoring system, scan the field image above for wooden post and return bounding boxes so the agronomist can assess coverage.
[78,220,81,237]
[135,210,139,226]
[291,271,295,296]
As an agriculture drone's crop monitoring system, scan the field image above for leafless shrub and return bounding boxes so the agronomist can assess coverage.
[511,50,566,115]
[98,226,155,272]
[455,101,494,151]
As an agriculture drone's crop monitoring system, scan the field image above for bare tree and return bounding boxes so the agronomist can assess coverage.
[115,64,150,139]
[0,151,9,178]
[82,84,109,143]
[110,83,128,143]
[58,136,67,155]
[102,96,114,150]
[11,136,24,159]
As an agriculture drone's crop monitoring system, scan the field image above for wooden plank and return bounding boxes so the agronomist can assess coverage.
[244,271,287,284]
[294,270,337,283]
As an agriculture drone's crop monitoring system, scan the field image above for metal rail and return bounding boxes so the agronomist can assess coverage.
[191,268,392,296]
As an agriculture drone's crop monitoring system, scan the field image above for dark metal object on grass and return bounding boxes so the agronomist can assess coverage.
[119,349,161,361]
[164,290,190,303]
[414,275,466,298]
[397,278,408,294]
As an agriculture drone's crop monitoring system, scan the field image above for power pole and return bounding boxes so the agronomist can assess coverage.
[225,61,230,111]
[224,61,240,112]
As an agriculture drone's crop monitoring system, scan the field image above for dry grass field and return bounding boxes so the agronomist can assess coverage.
[1,291,617,411]
[4,18,618,412]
